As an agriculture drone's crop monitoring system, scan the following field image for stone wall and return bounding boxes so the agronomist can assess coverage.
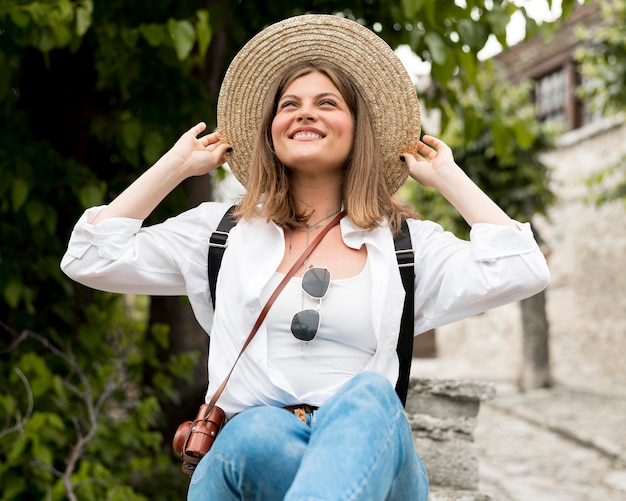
[407,378,495,501]
[429,119,626,393]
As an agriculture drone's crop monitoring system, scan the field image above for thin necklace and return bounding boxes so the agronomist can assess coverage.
[289,207,342,255]
[306,208,342,230]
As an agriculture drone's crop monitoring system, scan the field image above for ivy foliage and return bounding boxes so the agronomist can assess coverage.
[1,1,212,498]
[575,0,626,207]
[1,294,199,500]
[401,66,557,238]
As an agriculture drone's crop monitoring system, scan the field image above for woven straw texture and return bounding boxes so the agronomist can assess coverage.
[217,14,421,194]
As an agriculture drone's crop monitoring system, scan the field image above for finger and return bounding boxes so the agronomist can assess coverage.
[401,152,416,162]
[216,143,233,154]
[416,141,436,159]
[213,142,232,158]
[192,122,207,137]
[421,135,441,147]
[199,131,221,147]
[402,154,430,183]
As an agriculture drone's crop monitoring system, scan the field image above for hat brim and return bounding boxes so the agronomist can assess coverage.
[217,14,420,194]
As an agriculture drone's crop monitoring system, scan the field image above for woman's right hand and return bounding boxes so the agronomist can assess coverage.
[168,122,232,178]
[90,123,232,224]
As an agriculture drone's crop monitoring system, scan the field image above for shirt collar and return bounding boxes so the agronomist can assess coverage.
[340,216,390,250]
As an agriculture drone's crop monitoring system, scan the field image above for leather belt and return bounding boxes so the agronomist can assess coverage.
[284,404,318,423]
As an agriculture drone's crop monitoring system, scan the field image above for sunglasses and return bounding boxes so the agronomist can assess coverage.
[290,267,331,342]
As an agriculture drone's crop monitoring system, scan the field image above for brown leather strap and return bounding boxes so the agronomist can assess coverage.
[203,210,346,417]
[284,404,318,414]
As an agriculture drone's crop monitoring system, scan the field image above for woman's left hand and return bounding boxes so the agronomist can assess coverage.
[403,135,458,189]
[403,135,519,229]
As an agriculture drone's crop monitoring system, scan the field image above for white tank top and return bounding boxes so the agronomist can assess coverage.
[261,258,376,398]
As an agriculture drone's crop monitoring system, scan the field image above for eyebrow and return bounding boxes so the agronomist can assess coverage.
[279,92,343,102]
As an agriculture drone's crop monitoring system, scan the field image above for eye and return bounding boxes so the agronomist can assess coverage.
[319,99,337,107]
[279,100,297,109]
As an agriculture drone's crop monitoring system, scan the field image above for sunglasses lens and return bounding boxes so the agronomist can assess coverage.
[290,309,320,342]
[302,267,331,299]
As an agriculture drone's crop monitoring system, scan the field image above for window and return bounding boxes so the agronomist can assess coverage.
[535,69,567,125]
[579,74,604,126]
[534,62,601,130]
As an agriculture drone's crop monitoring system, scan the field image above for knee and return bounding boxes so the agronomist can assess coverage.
[189,407,306,496]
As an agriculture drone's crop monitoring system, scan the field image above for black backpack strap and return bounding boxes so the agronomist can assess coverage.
[393,219,415,406]
[208,205,238,310]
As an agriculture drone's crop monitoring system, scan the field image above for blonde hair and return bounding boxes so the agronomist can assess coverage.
[235,61,417,234]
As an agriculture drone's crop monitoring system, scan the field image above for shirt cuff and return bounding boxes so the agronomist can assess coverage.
[66,206,144,260]
[470,221,539,261]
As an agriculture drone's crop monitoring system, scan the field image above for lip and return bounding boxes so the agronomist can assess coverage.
[288,127,326,140]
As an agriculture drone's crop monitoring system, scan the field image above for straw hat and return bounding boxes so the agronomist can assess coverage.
[217,14,420,194]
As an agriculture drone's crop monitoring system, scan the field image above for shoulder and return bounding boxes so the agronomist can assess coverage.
[404,217,447,240]
[163,202,235,232]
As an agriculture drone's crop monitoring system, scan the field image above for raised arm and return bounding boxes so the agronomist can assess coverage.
[91,123,231,225]
[403,135,518,230]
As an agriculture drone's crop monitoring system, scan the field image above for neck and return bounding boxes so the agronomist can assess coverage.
[290,179,343,224]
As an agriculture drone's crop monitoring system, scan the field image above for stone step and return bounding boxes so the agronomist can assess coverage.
[429,488,493,501]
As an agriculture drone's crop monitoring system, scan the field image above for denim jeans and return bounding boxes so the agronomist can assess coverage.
[187,371,429,501]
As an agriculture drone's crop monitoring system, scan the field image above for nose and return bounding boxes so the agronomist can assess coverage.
[297,105,317,122]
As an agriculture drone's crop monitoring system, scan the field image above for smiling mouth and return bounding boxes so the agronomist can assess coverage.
[291,131,324,140]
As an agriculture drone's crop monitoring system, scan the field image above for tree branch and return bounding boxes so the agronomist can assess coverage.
[0,368,34,440]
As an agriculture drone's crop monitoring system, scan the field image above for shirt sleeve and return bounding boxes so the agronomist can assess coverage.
[410,219,550,334]
[60,203,229,296]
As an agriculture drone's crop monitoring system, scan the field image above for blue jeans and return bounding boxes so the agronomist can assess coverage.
[187,372,429,501]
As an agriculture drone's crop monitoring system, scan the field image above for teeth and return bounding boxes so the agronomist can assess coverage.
[293,132,322,140]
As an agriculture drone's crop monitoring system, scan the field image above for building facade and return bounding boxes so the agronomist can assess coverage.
[425,4,626,394]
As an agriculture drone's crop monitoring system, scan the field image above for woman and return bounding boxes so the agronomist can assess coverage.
[61,14,550,501]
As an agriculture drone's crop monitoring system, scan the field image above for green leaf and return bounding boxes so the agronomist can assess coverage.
[139,24,167,47]
[462,105,482,144]
[167,19,195,61]
[9,9,30,28]
[151,322,170,349]
[486,6,511,46]
[456,18,489,52]
[121,25,139,47]
[431,59,455,87]
[561,0,580,21]
[121,120,142,149]
[401,0,425,19]
[7,435,28,462]
[424,32,447,65]
[142,130,165,165]
[44,207,58,233]
[457,49,478,83]
[11,177,29,212]
[491,120,515,163]
[36,26,58,52]
[32,441,54,466]
[79,182,105,208]
[513,121,535,149]
[75,0,94,36]
[4,279,22,308]
[49,16,73,47]
[195,10,212,61]
[18,354,54,397]
[25,199,45,225]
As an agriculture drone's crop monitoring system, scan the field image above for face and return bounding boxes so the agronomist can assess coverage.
[271,72,354,176]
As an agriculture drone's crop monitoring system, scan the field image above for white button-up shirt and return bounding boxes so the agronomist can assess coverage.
[61,202,550,417]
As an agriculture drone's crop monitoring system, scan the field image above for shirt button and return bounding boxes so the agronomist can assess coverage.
[248,307,257,315]
[255,355,262,363]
